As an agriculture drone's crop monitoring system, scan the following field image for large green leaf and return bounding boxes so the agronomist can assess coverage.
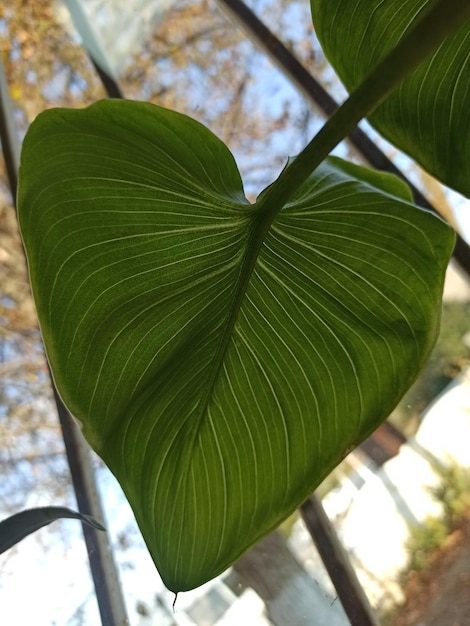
[18,100,454,591]
[311,0,470,197]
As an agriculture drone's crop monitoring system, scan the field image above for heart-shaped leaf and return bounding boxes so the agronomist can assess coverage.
[18,100,454,591]
[311,0,470,197]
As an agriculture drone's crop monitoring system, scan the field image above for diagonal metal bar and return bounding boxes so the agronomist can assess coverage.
[52,387,130,626]
[301,494,380,626]
[63,0,123,99]
[0,54,129,626]
[64,0,124,99]
[63,0,120,85]
[216,0,470,277]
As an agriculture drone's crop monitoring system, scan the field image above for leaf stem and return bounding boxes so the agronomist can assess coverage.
[255,0,470,215]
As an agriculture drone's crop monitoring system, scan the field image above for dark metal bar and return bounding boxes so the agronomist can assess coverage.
[0,58,20,203]
[91,58,124,99]
[0,54,129,626]
[53,388,130,626]
[63,0,124,99]
[301,495,380,626]
[216,0,470,277]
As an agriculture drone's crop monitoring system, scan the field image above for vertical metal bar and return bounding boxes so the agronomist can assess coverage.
[0,59,20,202]
[301,495,380,626]
[216,0,470,277]
[53,388,130,626]
[0,54,129,626]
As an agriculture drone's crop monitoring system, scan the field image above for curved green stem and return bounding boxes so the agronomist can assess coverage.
[256,0,470,216]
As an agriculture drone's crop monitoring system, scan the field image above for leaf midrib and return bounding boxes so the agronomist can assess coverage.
[181,210,274,471]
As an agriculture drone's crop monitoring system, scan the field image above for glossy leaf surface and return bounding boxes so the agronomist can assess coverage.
[18,100,454,591]
[311,0,470,197]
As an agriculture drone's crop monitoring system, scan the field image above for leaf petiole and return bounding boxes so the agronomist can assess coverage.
[256,0,470,216]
